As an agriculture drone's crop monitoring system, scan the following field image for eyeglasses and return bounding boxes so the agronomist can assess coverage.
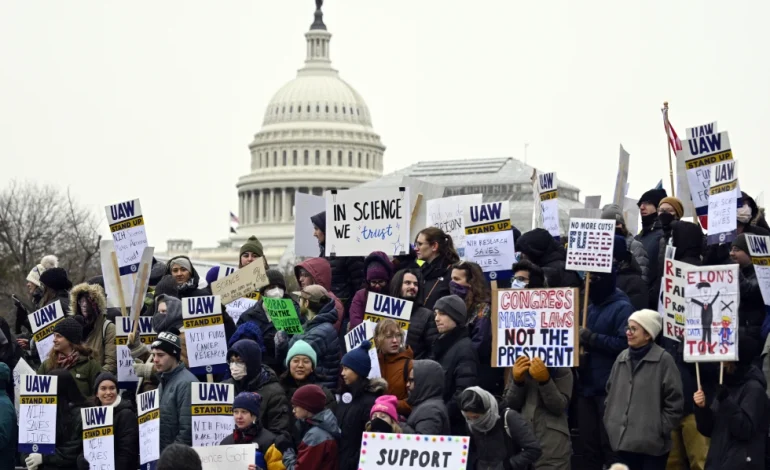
[626,326,639,334]
[368,280,388,287]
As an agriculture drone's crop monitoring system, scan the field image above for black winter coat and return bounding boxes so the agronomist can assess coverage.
[77,399,138,470]
[34,405,82,470]
[224,366,292,440]
[335,378,388,470]
[237,301,281,373]
[322,246,365,312]
[616,257,648,311]
[538,250,582,289]
[468,409,543,470]
[420,256,453,310]
[287,298,342,390]
[432,326,479,435]
[737,265,765,343]
[406,305,438,360]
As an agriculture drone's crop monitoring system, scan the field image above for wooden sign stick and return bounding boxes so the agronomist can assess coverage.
[111,252,128,318]
[580,272,591,355]
[696,363,702,390]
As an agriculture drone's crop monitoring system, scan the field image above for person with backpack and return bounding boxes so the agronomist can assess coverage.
[70,283,117,374]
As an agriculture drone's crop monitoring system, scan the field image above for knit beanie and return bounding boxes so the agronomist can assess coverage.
[515,228,556,263]
[93,372,118,394]
[310,212,327,234]
[637,188,668,208]
[601,204,626,226]
[151,331,182,360]
[261,269,287,293]
[370,395,399,422]
[292,384,327,414]
[659,197,684,218]
[341,340,372,378]
[149,260,167,286]
[27,255,58,288]
[233,392,263,418]
[628,309,662,339]
[240,236,264,258]
[732,233,749,254]
[285,340,318,368]
[168,257,193,273]
[434,295,468,326]
[53,317,83,345]
[366,261,390,282]
[40,267,72,291]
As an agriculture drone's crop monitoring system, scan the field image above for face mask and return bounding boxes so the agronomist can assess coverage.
[264,287,284,299]
[511,279,528,289]
[230,362,247,381]
[737,204,752,224]
[658,212,674,228]
[449,281,469,298]
[370,417,393,433]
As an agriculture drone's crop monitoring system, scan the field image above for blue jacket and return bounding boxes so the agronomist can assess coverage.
[288,298,341,389]
[0,364,16,470]
[579,289,634,397]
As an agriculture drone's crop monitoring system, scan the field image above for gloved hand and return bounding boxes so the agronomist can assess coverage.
[254,449,267,470]
[529,357,550,383]
[274,330,289,353]
[579,327,594,347]
[512,356,530,384]
[274,435,292,454]
[25,453,43,470]
[127,331,138,347]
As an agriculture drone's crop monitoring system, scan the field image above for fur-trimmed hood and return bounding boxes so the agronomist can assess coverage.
[70,283,107,317]
[366,377,389,395]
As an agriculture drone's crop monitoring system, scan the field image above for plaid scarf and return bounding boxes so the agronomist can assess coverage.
[56,350,80,369]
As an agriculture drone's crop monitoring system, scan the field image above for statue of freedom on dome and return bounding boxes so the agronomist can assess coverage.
[316,0,323,10]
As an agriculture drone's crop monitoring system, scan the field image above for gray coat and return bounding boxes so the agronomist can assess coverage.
[403,360,451,435]
[503,367,572,470]
[626,234,650,283]
[604,343,683,456]
[158,362,199,452]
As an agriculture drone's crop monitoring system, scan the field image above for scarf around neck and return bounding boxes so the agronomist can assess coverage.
[57,350,80,369]
[233,422,261,444]
[463,386,499,433]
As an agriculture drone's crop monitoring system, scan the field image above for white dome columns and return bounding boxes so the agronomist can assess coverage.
[238,186,343,226]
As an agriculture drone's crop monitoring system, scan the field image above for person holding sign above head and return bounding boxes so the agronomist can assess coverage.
[220,392,286,470]
[151,330,198,451]
[291,258,344,333]
[335,340,387,470]
[281,384,340,470]
[431,295,479,436]
[414,227,460,310]
[374,319,413,416]
[635,187,668,281]
[516,228,581,289]
[164,256,208,299]
[401,359,450,435]
[388,268,438,359]
[37,317,101,399]
[69,283,117,375]
[348,251,395,329]
[604,309,683,470]
[76,372,138,470]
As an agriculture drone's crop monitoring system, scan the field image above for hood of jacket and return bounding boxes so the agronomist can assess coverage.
[151,294,184,333]
[0,363,9,393]
[517,228,562,265]
[166,255,201,290]
[366,377,389,395]
[364,252,394,280]
[308,407,340,437]
[306,297,338,329]
[228,339,264,381]
[407,359,444,406]
[672,221,703,264]
[70,283,107,318]
[295,258,332,291]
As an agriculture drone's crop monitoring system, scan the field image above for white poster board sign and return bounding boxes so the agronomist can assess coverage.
[295,192,327,257]
[565,218,615,273]
[137,390,160,470]
[82,406,115,470]
[13,358,35,420]
[357,432,469,470]
[657,252,692,341]
[426,194,483,258]
[182,296,228,375]
[363,293,413,331]
[707,160,740,245]
[116,316,156,388]
[192,383,235,447]
[18,374,57,454]
[105,198,148,276]
[613,145,630,207]
[194,445,256,470]
[100,239,135,309]
[681,127,731,228]
[683,265,739,362]
[29,300,65,362]
[534,172,560,240]
[747,235,770,308]
[324,187,411,257]
[401,176,446,243]
[464,201,515,280]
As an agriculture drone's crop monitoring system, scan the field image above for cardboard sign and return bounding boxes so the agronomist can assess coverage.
[210,260,269,305]
[263,298,304,334]
[680,127,732,227]
[613,145,630,207]
[99,239,135,309]
[295,192,327,257]
[657,253,692,341]
[683,265,739,362]
[115,316,156,388]
[194,444,255,470]
[622,197,640,237]
[565,218,615,273]
[535,172,560,240]
[747,235,770,308]
[344,320,378,352]
[192,383,235,447]
[401,176,446,243]
[464,201,515,281]
[13,359,35,420]
[29,301,66,362]
[492,288,578,368]
[363,293,413,331]
[130,247,155,321]
[358,432,470,470]
[426,194,483,259]
[707,160,740,245]
[82,406,115,470]
[324,187,411,257]
[137,390,160,470]
[18,374,57,454]
[182,296,228,375]
[106,199,148,276]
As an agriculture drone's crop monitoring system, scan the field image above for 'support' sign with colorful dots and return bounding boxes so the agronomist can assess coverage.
[358,432,470,470]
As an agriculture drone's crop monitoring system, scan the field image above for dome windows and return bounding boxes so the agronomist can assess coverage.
[327,150,332,166]
[304,150,309,166]
[338,150,343,166]
[325,105,329,113]
[283,150,287,166]
[293,150,298,165]
[315,150,320,165]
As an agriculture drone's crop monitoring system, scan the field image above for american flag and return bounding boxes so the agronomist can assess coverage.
[230,212,240,224]
[662,107,682,152]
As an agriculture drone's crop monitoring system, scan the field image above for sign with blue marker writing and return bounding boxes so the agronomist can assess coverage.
[426,194,483,258]
[363,293,413,331]
[680,126,731,228]
[82,406,115,470]
[192,383,235,447]
[105,199,148,275]
[210,260,268,306]
[565,218,615,273]
[464,201,515,281]
[18,374,57,454]
[534,171,560,240]
[324,187,411,257]
[116,316,156,389]
[137,390,160,470]
[182,296,228,375]
[29,300,65,362]
[747,235,770,308]
[707,160,740,245]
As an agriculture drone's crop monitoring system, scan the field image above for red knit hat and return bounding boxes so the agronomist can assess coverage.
[292,384,326,414]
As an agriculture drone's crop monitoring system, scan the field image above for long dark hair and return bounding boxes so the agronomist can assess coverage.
[389,268,423,300]
[451,261,490,313]
[417,227,460,264]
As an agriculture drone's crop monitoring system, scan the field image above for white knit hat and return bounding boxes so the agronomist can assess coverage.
[26,255,58,287]
[629,309,662,339]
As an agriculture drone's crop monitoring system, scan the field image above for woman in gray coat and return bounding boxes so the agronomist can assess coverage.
[604,309,683,470]
[401,359,450,435]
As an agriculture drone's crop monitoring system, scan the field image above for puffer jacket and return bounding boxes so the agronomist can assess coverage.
[287,298,341,390]
[348,252,395,328]
[420,255,453,310]
[636,219,664,284]
[0,364,16,470]
[294,258,344,332]
[403,360,450,435]
[158,362,198,451]
[468,408,543,470]
[283,408,340,470]
[38,354,102,400]
[503,367,573,470]
[70,283,117,374]
[335,378,388,470]
[407,304,438,360]
[378,347,413,416]
[736,264,765,343]
[616,256,648,311]
[469,302,503,396]
[165,256,209,299]
[626,233,650,284]
[431,325,479,435]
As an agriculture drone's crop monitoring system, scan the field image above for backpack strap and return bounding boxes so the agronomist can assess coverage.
[503,408,511,438]
[403,358,411,386]
[102,318,112,346]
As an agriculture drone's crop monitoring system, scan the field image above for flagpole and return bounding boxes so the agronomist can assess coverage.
[664,101,676,197]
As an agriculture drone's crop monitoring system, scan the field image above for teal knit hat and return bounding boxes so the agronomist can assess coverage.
[285,340,318,368]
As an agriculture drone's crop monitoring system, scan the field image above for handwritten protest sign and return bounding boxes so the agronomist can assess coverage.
[18,374,57,454]
[263,298,304,334]
[363,293,413,331]
[106,199,148,276]
[565,218,615,273]
[210,260,268,305]
[464,201,515,281]
[747,235,770,308]
[192,383,234,447]
[130,247,155,321]
[657,249,691,341]
[182,296,228,375]
[680,125,731,228]
[82,406,115,470]
[426,194,482,258]
[492,288,578,368]
[358,432,469,470]
[401,176,446,243]
[100,239,135,309]
[194,445,255,470]
[29,300,65,362]
[683,265,739,362]
[295,192,326,257]
[225,295,258,325]
[534,172,560,240]
[707,160,740,245]
[324,187,411,257]
[116,316,156,389]
[137,390,160,470]
[13,359,35,420]
[613,145,630,207]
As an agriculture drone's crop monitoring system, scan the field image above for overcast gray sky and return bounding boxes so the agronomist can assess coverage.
[2,1,768,249]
